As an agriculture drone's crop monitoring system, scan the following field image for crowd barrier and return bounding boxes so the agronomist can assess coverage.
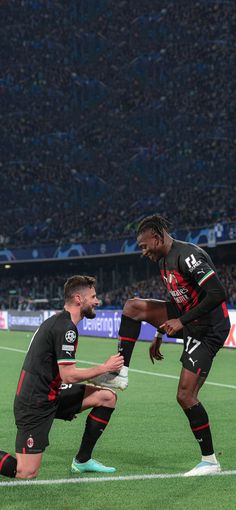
[1,309,236,348]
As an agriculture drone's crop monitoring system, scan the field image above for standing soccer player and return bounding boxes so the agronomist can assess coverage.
[0,275,124,479]
[90,215,230,476]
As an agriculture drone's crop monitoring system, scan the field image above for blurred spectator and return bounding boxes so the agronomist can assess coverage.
[1,264,236,310]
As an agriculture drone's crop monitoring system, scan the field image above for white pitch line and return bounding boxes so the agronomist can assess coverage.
[0,346,27,354]
[1,470,236,487]
[0,345,236,390]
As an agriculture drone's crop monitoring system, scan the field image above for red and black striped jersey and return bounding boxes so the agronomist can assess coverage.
[159,240,230,334]
[15,310,78,407]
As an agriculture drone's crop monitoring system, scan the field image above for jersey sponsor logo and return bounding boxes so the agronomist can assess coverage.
[62,344,75,351]
[162,271,189,303]
[27,435,34,448]
[185,254,202,272]
[169,288,190,304]
[160,268,200,311]
[65,330,77,343]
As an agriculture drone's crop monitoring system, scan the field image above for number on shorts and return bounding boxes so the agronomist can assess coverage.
[185,336,201,354]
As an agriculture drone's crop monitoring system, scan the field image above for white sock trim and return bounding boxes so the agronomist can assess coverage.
[202,454,217,464]
[120,366,128,377]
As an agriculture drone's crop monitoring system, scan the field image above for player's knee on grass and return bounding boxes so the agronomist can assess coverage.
[16,453,42,479]
[96,388,117,408]
[17,466,39,479]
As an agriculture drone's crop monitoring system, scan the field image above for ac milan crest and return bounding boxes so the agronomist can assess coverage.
[27,436,34,448]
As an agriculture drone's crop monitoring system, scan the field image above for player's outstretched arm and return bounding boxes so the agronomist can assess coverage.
[59,353,124,384]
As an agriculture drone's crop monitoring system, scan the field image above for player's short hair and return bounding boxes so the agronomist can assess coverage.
[64,275,96,302]
[137,214,170,239]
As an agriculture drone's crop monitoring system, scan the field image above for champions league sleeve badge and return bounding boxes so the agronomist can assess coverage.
[65,330,77,343]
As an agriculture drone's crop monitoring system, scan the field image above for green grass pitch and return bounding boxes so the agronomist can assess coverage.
[0,330,236,510]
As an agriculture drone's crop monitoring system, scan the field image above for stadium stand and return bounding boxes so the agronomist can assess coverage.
[0,0,235,247]
[1,263,236,311]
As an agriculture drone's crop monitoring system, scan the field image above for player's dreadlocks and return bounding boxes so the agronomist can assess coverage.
[137,214,170,240]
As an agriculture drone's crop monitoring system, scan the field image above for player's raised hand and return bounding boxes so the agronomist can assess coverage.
[149,336,164,364]
[103,353,124,373]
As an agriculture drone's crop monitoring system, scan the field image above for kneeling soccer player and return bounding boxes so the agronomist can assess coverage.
[0,275,124,479]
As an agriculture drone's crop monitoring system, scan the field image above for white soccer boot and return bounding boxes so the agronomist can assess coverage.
[183,460,221,477]
[87,366,128,391]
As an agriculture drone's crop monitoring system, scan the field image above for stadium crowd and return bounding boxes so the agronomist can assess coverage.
[1,264,236,311]
[0,0,235,247]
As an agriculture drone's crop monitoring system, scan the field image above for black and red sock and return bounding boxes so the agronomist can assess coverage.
[76,407,114,463]
[118,314,141,367]
[184,402,214,455]
[0,451,17,478]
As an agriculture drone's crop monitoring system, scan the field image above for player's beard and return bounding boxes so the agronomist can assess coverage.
[82,306,96,319]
